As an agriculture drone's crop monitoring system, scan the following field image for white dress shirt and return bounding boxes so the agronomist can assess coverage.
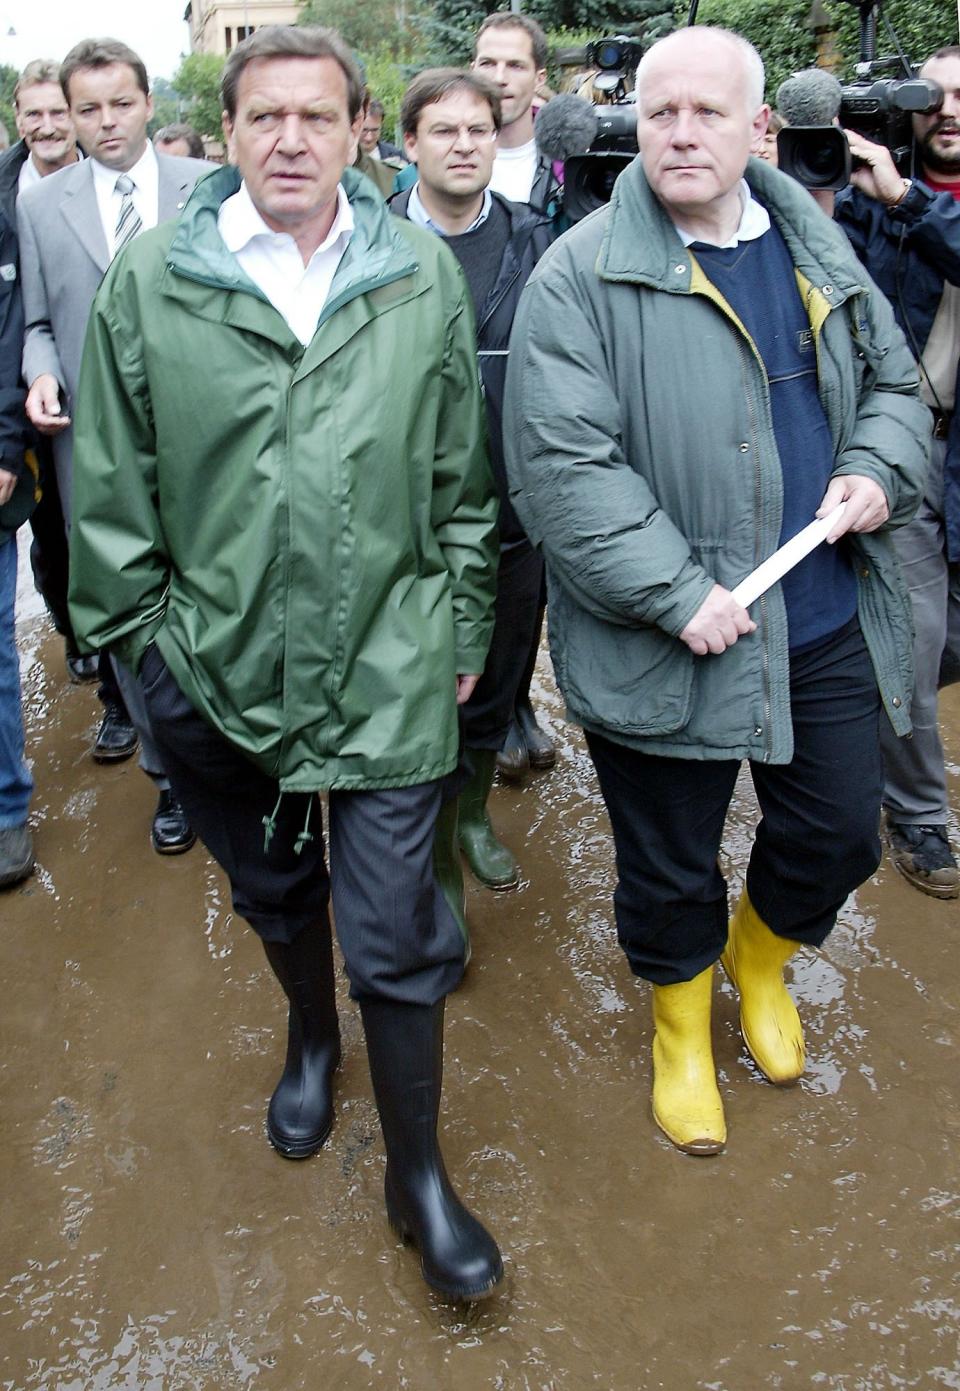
[406,182,492,237]
[217,180,354,346]
[675,181,771,249]
[90,142,160,257]
[17,155,42,197]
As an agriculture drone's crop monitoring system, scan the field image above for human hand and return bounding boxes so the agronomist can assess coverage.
[26,374,71,434]
[679,584,756,656]
[0,467,16,506]
[816,474,889,540]
[456,673,480,704]
[843,129,909,206]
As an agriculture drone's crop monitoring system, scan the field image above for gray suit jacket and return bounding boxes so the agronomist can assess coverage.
[17,152,211,517]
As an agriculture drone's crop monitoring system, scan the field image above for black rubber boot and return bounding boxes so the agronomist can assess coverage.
[360,997,504,1300]
[262,916,341,1158]
[513,604,556,770]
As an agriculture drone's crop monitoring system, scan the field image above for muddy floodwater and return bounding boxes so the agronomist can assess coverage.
[3,543,959,1390]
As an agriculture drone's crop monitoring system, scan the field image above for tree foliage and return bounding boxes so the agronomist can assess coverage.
[0,63,18,151]
[149,77,181,137]
[424,0,673,63]
[681,0,957,100]
[299,0,427,58]
[172,52,225,139]
[827,0,957,76]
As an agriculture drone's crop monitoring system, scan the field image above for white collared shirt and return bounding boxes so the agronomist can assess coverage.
[406,182,492,237]
[675,181,771,249]
[217,180,354,346]
[90,142,160,258]
[17,155,42,197]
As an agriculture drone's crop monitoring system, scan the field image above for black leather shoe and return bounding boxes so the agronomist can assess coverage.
[151,790,197,855]
[66,648,100,684]
[92,705,139,762]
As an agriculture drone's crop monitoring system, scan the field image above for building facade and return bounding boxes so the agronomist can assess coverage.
[184,1,301,55]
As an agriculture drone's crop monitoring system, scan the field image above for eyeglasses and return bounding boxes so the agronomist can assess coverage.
[422,123,498,151]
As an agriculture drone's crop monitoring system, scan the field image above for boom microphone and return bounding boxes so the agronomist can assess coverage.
[776,69,843,127]
[534,94,599,162]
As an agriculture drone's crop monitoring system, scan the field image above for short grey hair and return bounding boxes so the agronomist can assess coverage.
[221,24,363,121]
[14,60,63,105]
[635,26,765,113]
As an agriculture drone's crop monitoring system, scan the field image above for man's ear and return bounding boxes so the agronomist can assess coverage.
[222,111,236,165]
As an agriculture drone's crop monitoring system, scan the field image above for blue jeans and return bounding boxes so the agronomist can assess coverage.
[0,535,33,829]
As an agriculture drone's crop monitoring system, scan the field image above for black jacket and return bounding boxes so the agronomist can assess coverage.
[390,187,552,542]
[0,143,27,487]
[836,178,960,560]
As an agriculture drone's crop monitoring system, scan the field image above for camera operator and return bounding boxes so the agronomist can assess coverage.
[835,44,960,900]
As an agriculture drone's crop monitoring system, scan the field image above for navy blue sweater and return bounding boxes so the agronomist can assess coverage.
[692,220,857,650]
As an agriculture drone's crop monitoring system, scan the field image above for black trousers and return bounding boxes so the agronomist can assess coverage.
[140,645,464,1005]
[462,537,543,750]
[585,619,883,985]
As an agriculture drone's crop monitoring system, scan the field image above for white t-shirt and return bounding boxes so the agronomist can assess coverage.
[488,138,538,204]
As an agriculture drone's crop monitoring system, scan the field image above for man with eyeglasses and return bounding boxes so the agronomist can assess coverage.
[391,68,552,917]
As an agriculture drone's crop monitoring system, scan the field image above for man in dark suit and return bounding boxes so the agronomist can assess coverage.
[18,38,212,855]
[0,59,92,685]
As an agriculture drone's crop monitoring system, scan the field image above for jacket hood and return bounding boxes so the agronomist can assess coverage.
[597,154,867,301]
[167,162,419,299]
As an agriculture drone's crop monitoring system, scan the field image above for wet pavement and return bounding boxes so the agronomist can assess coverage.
[3,541,959,1390]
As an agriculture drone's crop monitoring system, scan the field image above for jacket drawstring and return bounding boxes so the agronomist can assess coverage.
[262,793,283,853]
[294,797,315,856]
[262,792,316,855]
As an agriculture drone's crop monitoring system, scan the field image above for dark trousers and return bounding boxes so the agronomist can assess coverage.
[28,447,74,644]
[140,645,464,1004]
[585,619,883,985]
[29,446,129,717]
[462,538,543,750]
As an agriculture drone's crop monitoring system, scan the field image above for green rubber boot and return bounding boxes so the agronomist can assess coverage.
[458,749,520,890]
[433,796,470,963]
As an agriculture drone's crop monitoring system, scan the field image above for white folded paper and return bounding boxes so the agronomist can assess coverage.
[730,502,847,610]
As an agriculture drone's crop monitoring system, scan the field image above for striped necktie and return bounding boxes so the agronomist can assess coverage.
[113,173,142,258]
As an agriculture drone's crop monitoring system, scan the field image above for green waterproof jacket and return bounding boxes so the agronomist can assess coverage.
[504,156,931,764]
[69,165,497,792]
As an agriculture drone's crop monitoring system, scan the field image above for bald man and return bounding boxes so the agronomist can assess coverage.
[505,26,929,1155]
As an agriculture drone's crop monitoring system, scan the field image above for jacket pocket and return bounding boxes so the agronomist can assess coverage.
[555,596,696,737]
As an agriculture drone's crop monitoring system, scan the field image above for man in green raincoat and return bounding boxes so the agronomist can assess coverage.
[69,24,502,1301]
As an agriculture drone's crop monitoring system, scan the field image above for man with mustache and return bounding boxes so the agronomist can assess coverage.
[837,45,960,901]
[0,61,88,685]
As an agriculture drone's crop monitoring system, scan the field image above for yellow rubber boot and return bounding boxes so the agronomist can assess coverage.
[721,891,805,1086]
[651,967,726,1155]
